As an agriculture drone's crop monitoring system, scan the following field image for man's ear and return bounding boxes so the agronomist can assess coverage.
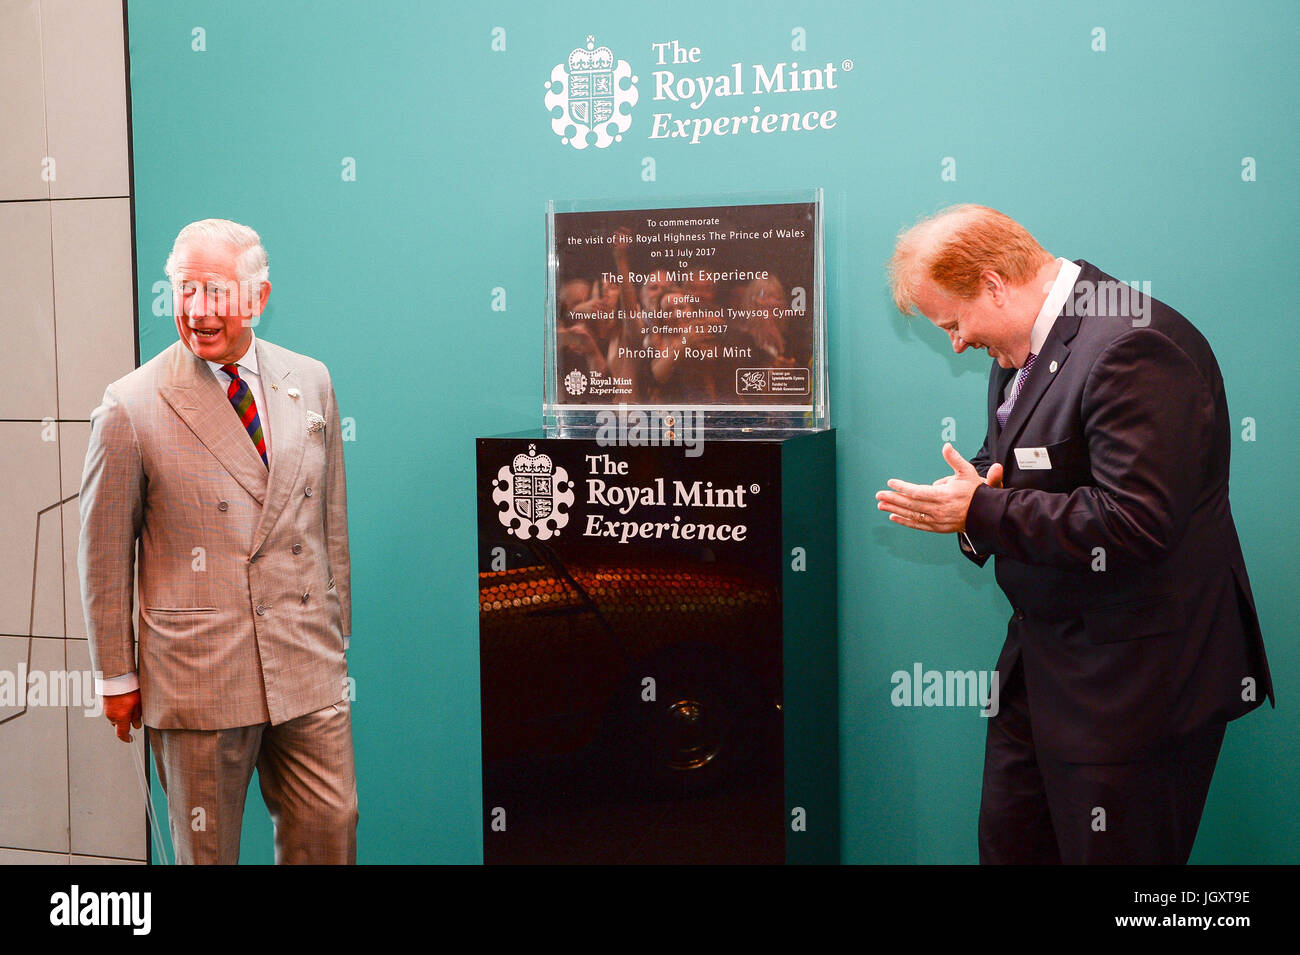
[981,269,1008,306]
[253,279,271,316]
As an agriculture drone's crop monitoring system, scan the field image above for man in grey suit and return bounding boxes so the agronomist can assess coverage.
[78,219,357,864]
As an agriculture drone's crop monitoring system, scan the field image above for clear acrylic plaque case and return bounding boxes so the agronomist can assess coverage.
[543,189,828,439]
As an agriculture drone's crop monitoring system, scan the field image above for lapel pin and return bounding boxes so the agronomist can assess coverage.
[270,383,279,391]
[1049,360,1058,373]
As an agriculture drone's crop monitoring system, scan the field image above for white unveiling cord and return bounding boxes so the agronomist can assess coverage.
[130,732,171,866]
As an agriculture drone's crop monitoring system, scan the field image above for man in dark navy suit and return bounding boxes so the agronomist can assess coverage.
[878,204,1272,864]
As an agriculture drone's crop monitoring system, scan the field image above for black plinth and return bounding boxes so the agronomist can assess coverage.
[476,430,837,864]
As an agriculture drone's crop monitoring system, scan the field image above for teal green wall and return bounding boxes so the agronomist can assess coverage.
[127,0,1297,863]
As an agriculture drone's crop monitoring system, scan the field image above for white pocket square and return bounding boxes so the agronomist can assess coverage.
[306,410,326,434]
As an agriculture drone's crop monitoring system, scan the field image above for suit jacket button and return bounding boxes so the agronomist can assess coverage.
[249,554,258,563]
[304,486,313,497]
[292,544,303,554]
[1014,608,1025,621]
[218,500,229,511]
[255,604,267,615]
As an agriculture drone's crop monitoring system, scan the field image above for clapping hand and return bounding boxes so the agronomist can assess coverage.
[876,443,1003,533]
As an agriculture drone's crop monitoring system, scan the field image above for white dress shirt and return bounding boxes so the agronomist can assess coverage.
[1001,258,1080,400]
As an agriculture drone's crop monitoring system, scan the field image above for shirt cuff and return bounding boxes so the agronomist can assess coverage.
[343,635,350,651]
[97,671,140,696]
[959,531,979,556]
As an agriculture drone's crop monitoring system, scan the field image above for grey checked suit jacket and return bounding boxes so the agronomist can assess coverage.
[78,338,351,729]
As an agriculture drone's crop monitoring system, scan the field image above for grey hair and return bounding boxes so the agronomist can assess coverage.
[164,218,269,290]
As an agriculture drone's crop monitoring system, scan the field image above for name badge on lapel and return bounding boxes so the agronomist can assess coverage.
[1014,447,1052,470]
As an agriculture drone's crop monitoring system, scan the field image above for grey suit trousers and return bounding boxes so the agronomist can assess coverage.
[150,697,358,864]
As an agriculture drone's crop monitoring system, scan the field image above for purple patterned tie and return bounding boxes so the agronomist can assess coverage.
[996,352,1037,429]
[221,364,269,468]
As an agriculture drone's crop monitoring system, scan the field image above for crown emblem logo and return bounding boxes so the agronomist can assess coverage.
[513,444,554,475]
[569,38,613,73]
[564,369,588,396]
[493,444,574,539]
[544,34,638,150]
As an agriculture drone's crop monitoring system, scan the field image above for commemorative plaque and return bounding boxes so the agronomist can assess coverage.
[544,190,828,437]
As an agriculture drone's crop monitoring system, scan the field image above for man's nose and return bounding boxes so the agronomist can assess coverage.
[950,332,968,353]
[188,291,206,318]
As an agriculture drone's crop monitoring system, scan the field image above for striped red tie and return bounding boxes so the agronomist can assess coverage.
[220,364,268,468]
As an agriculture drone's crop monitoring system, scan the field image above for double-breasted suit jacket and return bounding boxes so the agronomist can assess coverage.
[79,337,351,729]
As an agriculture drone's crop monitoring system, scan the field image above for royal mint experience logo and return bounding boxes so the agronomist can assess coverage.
[545,36,850,149]
[545,35,639,150]
[493,445,575,539]
[564,369,588,395]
